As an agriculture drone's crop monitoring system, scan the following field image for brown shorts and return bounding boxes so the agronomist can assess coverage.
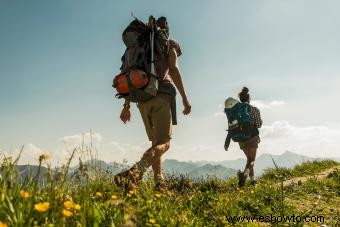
[137,95,172,142]
[239,136,260,150]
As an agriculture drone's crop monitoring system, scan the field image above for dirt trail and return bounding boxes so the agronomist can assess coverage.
[281,165,340,187]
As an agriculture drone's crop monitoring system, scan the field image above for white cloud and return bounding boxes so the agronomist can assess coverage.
[259,121,340,157]
[62,132,102,147]
[164,121,340,161]
[251,100,285,109]
[212,104,225,118]
[0,132,105,166]
[99,141,150,163]
[0,143,52,165]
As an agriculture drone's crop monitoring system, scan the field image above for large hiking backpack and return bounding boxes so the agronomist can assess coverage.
[112,16,169,102]
[225,102,255,142]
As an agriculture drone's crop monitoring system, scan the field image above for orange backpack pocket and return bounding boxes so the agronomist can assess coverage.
[113,69,149,95]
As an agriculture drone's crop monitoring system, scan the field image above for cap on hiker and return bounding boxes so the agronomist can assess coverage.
[225,97,238,109]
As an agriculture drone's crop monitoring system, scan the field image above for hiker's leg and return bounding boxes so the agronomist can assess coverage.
[247,148,257,179]
[121,141,169,186]
[130,96,171,186]
[240,136,259,178]
[148,96,172,183]
[247,136,260,180]
[152,157,162,182]
[151,140,170,183]
[242,148,251,176]
[139,141,170,171]
[151,141,160,181]
[241,147,254,176]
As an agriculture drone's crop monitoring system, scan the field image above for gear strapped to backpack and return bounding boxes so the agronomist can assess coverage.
[225,98,256,142]
[112,16,170,102]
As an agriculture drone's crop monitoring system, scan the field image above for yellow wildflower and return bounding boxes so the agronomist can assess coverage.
[62,209,73,217]
[250,190,255,194]
[148,218,156,224]
[111,195,118,200]
[20,190,30,198]
[74,204,81,210]
[34,202,50,213]
[155,193,161,198]
[63,200,75,209]
[127,189,136,198]
[0,221,8,227]
[146,199,153,204]
[96,192,103,197]
[128,189,136,195]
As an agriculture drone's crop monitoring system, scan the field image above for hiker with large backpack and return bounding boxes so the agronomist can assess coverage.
[113,16,191,191]
[224,87,262,187]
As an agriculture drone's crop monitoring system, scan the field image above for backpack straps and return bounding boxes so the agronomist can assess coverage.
[149,16,156,75]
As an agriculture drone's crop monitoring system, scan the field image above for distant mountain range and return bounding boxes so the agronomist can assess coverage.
[210,150,328,173]
[161,151,338,179]
[162,160,237,180]
[5,151,338,181]
[55,151,340,180]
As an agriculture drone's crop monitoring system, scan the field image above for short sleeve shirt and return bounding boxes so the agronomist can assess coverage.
[250,105,262,128]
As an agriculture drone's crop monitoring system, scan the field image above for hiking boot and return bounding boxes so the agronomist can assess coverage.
[114,170,130,189]
[155,181,167,192]
[237,170,248,188]
[250,180,257,186]
[114,166,143,191]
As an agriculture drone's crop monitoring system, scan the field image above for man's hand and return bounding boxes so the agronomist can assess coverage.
[120,106,131,124]
[182,98,191,115]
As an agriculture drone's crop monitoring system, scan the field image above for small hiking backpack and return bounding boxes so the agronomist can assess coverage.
[225,102,255,142]
[112,16,169,102]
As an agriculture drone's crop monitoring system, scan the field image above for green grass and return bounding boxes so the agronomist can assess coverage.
[260,160,338,181]
[0,151,339,226]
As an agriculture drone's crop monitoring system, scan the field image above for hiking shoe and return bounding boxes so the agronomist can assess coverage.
[114,170,130,189]
[155,181,167,192]
[114,167,143,191]
[250,180,257,186]
[237,170,248,187]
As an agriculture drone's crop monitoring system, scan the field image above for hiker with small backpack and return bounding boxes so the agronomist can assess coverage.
[113,16,191,191]
[224,87,262,187]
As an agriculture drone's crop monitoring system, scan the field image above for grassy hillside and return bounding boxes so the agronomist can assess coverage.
[0,155,339,226]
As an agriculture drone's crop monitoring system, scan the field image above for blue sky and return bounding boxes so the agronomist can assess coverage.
[1,0,340,165]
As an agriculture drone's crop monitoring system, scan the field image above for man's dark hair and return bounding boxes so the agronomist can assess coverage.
[156,16,169,31]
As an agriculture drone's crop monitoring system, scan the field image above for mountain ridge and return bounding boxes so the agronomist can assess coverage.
[8,151,339,181]
[162,151,338,177]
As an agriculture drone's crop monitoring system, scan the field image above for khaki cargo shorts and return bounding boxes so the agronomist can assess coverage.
[137,95,172,143]
[239,136,260,150]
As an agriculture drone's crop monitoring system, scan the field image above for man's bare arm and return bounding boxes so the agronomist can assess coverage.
[168,48,191,115]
